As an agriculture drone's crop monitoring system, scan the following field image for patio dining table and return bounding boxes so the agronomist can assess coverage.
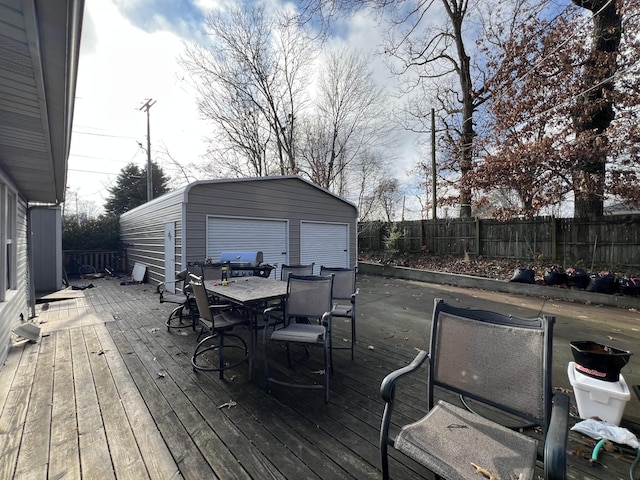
[204,276,287,379]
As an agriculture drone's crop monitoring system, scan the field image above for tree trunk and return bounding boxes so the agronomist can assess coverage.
[571,0,621,217]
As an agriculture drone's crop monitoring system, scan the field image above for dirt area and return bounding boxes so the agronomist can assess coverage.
[359,251,536,281]
[357,251,639,284]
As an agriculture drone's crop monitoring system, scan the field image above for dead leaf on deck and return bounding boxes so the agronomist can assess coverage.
[571,445,587,457]
[470,462,500,480]
[555,386,572,394]
[311,369,325,375]
[606,335,618,341]
[157,371,166,378]
[368,345,375,350]
[218,399,237,409]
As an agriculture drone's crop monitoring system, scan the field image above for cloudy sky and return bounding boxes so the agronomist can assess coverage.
[67,0,419,216]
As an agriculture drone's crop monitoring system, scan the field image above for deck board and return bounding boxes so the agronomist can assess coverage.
[14,334,53,479]
[71,326,116,479]
[2,276,638,480]
[49,329,81,480]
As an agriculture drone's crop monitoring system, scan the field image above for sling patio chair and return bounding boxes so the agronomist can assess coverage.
[280,263,314,281]
[263,273,334,403]
[379,298,569,480]
[157,267,197,330]
[319,266,357,360]
[189,274,251,379]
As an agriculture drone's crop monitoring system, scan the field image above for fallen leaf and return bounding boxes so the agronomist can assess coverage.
[606,335,618,341]
[311,369,325,375]
[555,386,572,394]
[218,399,237,409]
[471,463,500,480]
[157,371,166,378]
[368,345,375,350]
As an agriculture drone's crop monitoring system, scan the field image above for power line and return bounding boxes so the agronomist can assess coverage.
[72,130,138,140]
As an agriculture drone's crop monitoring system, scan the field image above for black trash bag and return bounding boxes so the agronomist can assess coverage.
[617,276,640,296]
[509,268,535,284]
[543,266,567,286]
[566,268,590,289]
[586,271,616,294]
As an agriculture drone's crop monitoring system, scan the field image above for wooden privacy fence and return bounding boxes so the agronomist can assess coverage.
[359,215,640,270]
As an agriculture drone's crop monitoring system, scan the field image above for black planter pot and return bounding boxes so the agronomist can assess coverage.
[570,340,632,382]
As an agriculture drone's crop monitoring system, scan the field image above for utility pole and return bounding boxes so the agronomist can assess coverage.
[431,108,437,220]
[139,98,156,202]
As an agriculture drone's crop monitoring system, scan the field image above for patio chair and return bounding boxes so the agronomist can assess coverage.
[280,263,314,281]
[319,266,357,360]
[189,274,250,379]
[157,268,197,330]
[263,274,334,402]
[379,298,569,480]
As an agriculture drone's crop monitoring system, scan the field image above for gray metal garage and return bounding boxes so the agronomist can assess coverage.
[119,176,358,287]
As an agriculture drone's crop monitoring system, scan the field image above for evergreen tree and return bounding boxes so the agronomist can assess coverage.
[104,162,169,215]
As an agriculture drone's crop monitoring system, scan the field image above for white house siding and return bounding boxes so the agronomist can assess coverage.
[0,186,28,367]
[120,177,358,287]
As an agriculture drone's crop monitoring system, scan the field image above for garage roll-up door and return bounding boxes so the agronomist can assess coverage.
[206,216,288,277]
[300,221,349,269]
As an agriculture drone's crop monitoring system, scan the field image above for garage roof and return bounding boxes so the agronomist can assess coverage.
[0,0,84,203]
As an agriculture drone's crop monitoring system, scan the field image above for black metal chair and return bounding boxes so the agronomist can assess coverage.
[319,266,357,360]
[379,298,569,480]
[280,263,314,281]
[263,274,334,402]
[157,268,197,330]
[189,274,250,379]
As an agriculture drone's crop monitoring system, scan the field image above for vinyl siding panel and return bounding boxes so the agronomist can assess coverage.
[0,193,28,366]
[119,194,183,285]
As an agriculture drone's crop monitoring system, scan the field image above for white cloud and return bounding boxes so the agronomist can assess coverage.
[69,0,210,212]
[69,0,425,217]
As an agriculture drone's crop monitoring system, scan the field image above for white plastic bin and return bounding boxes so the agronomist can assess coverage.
[568,362,630,425]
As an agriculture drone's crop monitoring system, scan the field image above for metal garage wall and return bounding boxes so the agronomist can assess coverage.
[300,221,350,269]
[206,216,288,279]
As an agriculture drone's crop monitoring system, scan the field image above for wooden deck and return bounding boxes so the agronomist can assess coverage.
[1,275,639,479]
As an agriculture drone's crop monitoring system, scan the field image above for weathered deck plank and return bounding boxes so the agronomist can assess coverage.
[83,325,150,479]
[13,334,54,479]
[70,326,116,479]
[0,342,40,480]
[2,276,638,480]
[49,329,81,480]
[93,324,182,480]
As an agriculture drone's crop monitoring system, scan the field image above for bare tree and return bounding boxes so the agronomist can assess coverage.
[296,48,396,193]
[180,5,315,178]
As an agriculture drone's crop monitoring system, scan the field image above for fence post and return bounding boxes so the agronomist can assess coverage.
[475,217,481,256]
[551,216,557,263]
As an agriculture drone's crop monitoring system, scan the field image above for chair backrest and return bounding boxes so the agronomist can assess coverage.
[428,298,554,430]
[189,274,214,323]
[319,266,356,301]
[201,261,231,282]
[285,274,333,321]
[281,263,314,281]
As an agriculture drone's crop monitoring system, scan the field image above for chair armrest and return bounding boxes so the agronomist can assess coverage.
[380,350,429,451]
[263,305,283,322]
[544,393,569,480]
[321,311,333,329]
[350,289,359,304]
[381,350,428,402]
